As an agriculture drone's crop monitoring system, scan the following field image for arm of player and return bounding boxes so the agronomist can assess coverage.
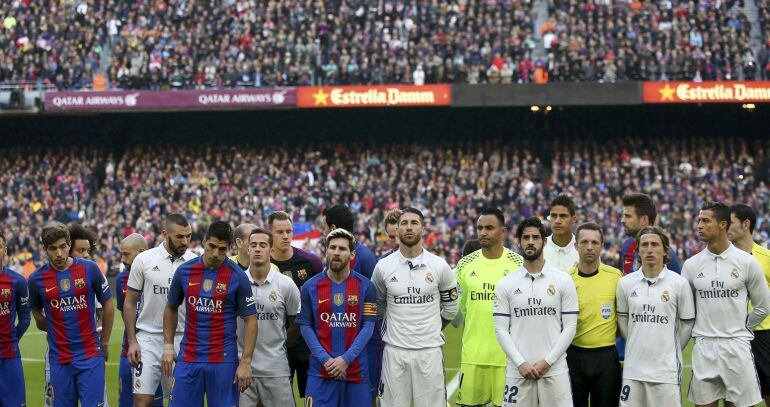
[300,324,333,365]
[28,279,46,332]
[285,283,301,347]
[236,314,257,392]
[452,267,466,328]
[371,263,387,319]
[296,284,333,365]
[329,318,375,379]
[438,261,459,326]
[161,270,183,377]
[15,276,30,339]
[493,282,536,378]
[678,277,696,349]
[616,280,628,339]
[340,283,377,366]
[540,279,579,373]
[100,299,115,361]
[92,267,114,360]
[746,258,770,329]
[123,289,142,367]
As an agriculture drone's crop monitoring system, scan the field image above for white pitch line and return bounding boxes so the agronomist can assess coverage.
[446,371,461,399]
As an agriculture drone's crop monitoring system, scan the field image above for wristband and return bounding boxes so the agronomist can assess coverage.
[163,344,175,355]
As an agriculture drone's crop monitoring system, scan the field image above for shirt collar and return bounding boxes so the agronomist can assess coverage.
[247,268,276,286]
[520,263,551,279]
[704,243,734,260]
[158,242,173,260]
[395,249,426,267]
[549,234,575,253]
[637,265,670,283]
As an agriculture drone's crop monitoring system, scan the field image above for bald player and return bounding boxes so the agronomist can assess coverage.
[115,234,162,407]
[231,223,258,270]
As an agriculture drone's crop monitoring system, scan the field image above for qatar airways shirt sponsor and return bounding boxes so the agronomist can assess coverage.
[29,258,112,364]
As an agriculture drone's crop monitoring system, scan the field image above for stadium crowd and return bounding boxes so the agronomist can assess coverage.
[2,0,770,89]
[1,136,768,276]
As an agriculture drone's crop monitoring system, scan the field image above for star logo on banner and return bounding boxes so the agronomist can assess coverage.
[659,84,676,101]
[313,89,329,105]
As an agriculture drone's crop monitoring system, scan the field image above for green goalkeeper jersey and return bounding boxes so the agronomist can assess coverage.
[456,247,523,366]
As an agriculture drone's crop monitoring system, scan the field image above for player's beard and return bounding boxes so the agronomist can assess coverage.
[521,246,543,262]
[398,234,421,248]
[168,238,188,258]
[329,258,348,273]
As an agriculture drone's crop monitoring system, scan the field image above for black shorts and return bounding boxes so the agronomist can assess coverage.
[752,329,770,396]
[566,345,621,407]
[288,340,311,398]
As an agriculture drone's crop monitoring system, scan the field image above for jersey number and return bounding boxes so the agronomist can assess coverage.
[620,385,631,401]
[135,361,143,377]
[503,385,518,404]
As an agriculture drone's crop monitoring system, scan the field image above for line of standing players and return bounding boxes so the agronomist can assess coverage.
[1,193,769,407]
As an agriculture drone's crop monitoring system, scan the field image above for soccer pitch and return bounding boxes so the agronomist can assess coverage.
[19,320,766,407]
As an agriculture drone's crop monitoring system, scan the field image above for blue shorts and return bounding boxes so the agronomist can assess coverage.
[50,357,105,407]
[119,357,164,407]
[616,337,626,361]
[305,376,371,407]
[169,361,237,407]
[0,357,25,407]
[366,322,382,398]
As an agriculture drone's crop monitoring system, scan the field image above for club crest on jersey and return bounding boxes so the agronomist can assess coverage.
[425,272,434,283]
[0,288,10,299]
[661,290,670,302]
[216,282,227,294]
[348,295,358,306]
[731,268,740,279]
[74,278,85,290]
[334,293,344,306]
[449,287,458,300]
[547,284,556,296]
[202,279,213,292]
[298,269,308,280]
[269,291,278,302]
[601,302,612,319]
[60,279,71,292]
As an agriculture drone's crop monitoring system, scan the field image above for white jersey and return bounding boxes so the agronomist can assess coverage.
[127,243,197,334]
[372,248,459,349]
[617,267,695,384]
[682,243,770,340]
[493,264,578,378]
[237,269,300,377]
[543,234,579,272]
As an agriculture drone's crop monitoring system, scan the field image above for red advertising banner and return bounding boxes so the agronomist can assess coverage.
[297,85,451,108]
[643,82,770,103]
[44,88,296,111]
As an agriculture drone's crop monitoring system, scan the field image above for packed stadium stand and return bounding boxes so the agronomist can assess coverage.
[3,0,770,89]
[2,132,768,277]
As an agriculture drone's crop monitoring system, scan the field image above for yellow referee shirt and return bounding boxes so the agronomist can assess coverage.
[751,243,770,331]
[567,263,623,348]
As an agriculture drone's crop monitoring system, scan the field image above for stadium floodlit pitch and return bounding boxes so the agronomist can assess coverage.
[19,320,766,407]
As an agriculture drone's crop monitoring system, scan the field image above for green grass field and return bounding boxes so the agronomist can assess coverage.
[19,320,766,406]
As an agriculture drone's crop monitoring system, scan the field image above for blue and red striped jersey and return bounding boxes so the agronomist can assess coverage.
[0,267,30,359]
[296,271,377,383]
[28,258,112,364]
[351,242,377,279]
[621,236,682,275]
[167,257,256,364]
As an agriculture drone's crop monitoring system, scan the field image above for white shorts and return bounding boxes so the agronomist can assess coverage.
[379,345,446,407]
[502,373,573,407]
[133,331,182,396]
[688,337,762,406]
[239,376,295,407]
[619,378,681,406]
